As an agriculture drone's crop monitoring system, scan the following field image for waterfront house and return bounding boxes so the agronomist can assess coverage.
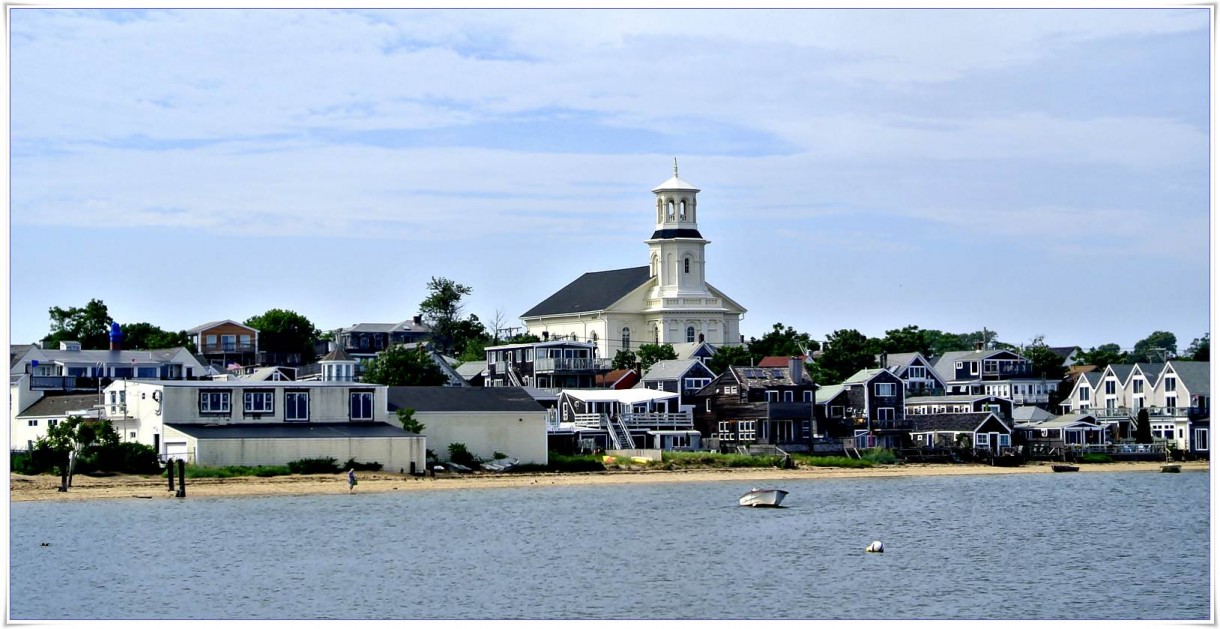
[104,379,423,473]
[690,360,817,452]
[12,392,102,452]
[483,340,605,389]
[1060,371,1104,414]
[331,317,432,363]
[835,368,908,449]
[904,394,1013,422]
[187,320,259,369]
[551,388,697,452]
[1149,360,1209,456]
[879,352,946,396]
[595,368,640,389]
[640,359,715,408]
[1015,412,1109,454]
[907,411,1013,453]
[386,386,548,466]
[932,345,1058,406]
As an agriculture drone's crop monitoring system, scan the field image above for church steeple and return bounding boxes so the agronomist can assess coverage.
[647,160,709,297]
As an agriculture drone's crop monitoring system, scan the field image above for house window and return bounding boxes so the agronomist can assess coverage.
[970,362,979,375]
[200,391,231,413]
[1079,388,1090,401]
[1165,377,1177,392]
[360,337,370,349]
[999,434,1011,447]
[875,382,896,397]
[830,406,844,418]
[877,407,895,422]
[724,385,738,395]
[684,377,710,391]
[739,421,756,441]
[686,326,695,343]
[1166,396,1177,409]
[784,391,794,402]
[766,390,779,402]
[1133,380,1144,394]
[129,432,137,439]
[205,334,217,349]
[350,391,375,420]
[955,361,963,370]
[804,391,813,402]
[27,420,37,427]
[48,419,59,428]
[977,433,990,447]
[240,334,251,349]
[1194,428,1208,451]
[285,391,309,421]
[244,391,274,413]
[220,335,236,352]
[1105,381,1116,395]
[908,366,926,379]
[622,327,631,351]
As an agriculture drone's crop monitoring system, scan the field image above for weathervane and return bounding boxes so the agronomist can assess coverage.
[673,157,678,177]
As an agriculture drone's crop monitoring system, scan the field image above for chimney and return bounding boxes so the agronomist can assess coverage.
[109,322,123,351]
[789,356,803,383]
[413,315,422,326]
[542,331,550,341]
[974,340,984,351]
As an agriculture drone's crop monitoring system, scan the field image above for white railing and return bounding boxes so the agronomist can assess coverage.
[535,357,597,372]
[1012,394,1049,405]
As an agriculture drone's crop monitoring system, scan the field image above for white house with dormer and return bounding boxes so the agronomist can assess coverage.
[520,162,747,362]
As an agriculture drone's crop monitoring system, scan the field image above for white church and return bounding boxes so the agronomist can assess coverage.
[519,162,747,361]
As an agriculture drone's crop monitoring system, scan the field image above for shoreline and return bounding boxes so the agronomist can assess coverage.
[8,459,1208,503]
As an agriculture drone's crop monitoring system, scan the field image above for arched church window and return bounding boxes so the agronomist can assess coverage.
[687,326,696,343]
[684,257,690,274]
[622,327,631,351]
[679,199,687,221]
[657,199,663,223]
[667,200,675,220]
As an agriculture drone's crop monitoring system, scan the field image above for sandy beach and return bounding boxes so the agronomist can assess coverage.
[8,459,1207,503]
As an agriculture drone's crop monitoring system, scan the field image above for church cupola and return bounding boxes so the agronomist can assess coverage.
[651,158,702,240]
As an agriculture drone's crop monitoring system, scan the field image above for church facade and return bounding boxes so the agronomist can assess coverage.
[520,163,747,362]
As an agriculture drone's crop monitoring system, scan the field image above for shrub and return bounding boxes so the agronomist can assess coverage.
[448,443,479,468]
[861,448,898,465]
[658,451,786,469]
[1080,453,1113,464]
[177,464,292,478]
[342,458,383,472]
[507,451,605,473]
[287,457,340,474]
[791,454,876,468]
[492,451,507,460]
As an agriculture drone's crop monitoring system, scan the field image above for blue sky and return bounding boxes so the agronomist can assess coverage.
[7,7,1213,354]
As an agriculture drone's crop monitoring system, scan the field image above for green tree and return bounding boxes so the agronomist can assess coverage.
[1186,333,1210,361]
[1132,331,1178,363]
[449,314,490,359]
[636,343,679,372]
[1135,408,1153,443]
[244,309,321,364]
[361,346,447,386]
[120,322,195,351]
[42,298,111,349]
[38,415,118,489]
[879,325,937,356]
[611,350,637,371]
[1075,343,1129,370]
[815,329,881,384]
[1022,335,1068,381]
[396,407,425,434]
[707,345,753,375]
[420,277,473,355]
[747,323,819,364]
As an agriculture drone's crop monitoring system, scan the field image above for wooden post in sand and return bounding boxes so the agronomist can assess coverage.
[167,459,176,493]
[175,459,186,498]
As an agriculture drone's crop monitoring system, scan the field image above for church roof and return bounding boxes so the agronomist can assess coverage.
[651,175,700,193]
[521,266,652,318]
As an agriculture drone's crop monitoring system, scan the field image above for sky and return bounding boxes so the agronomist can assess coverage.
[6,6,1214,354]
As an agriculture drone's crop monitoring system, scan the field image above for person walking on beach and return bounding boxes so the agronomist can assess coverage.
[347,468,357,493]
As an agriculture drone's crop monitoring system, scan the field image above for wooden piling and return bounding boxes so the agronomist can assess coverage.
[167,459,175,492]
[175,459,186,498]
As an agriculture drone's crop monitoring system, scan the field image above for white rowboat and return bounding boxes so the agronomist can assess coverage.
[739,488,788,508]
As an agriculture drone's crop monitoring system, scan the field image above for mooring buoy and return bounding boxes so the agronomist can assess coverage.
[866,540,884,553]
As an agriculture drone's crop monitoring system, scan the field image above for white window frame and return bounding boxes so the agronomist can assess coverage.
[875,382,896,397]
[803,391,813,402]
[350,391,375,420]
[766,390,779,402]
[285,391,310,421]
[1165,377,1177,392]
[784,390,794,402]
[1193,428,1208,451]
[970,361,979,375]
[877,407,895,422]
[200,391,231,413]
[830,405,844,418]
[27,419,37,427]
[244,391,274,413]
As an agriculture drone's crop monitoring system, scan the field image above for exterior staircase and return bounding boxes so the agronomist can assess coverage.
[604,414,636,449]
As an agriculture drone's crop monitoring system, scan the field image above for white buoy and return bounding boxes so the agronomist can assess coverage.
[866,540,884,553]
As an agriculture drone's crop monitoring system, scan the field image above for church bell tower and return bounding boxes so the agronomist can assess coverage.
[647,158,709,299]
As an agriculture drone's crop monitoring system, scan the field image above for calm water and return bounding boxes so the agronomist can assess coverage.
[9,470,1211,620]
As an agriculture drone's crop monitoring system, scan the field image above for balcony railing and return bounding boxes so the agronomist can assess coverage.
[200,342,256,354]
[553,411,694,432]
[535,357,598,373]
[1012,394,1050,405]
[982,363,1032,377]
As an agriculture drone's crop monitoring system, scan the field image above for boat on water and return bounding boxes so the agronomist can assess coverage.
[1161,464,1181,473]
[1052,465,1079,473]
[739,488,788,508]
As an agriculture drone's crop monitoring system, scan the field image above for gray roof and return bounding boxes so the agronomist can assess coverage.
[521,266,652,318]
[841,368,889,385]
[879,352,921,369]
[1107,364,1135,383]
[17,393,102,418]
[1079,371,1103,387]
[11,344,35,368]
[668,342,718,361]
[642,359,713,382]
[730,365,811,388]
[319,346,355,362]
[166,421,415,439]
[386,386,544,413]
[1166,360,1210,395]
[815,384,845,404]
[909,412,1009,434]
[931,349,1019,382]
[1012,406,1055,422]
[26,347,192,365]
[239,367,295,381]
[455,362,487,378]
